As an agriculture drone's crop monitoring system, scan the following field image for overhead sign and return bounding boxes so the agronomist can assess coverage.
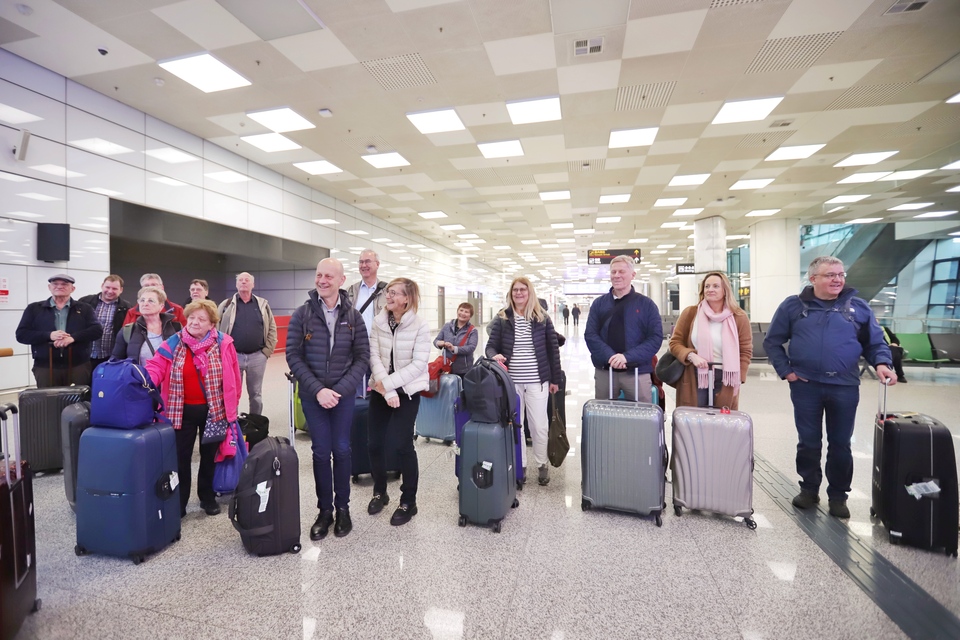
[586,248,642,265]
[739,287,751,297]
[675,263,696,275]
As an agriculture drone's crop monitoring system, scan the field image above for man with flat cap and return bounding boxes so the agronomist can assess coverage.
[16,273,102,387]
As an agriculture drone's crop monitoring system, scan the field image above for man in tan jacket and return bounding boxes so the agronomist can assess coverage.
[218,272,277,415]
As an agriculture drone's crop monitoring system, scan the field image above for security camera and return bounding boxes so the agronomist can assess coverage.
[98,47,108,56]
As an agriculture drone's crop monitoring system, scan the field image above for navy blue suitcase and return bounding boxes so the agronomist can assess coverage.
[456,396,525,489]
[75,423,181,564]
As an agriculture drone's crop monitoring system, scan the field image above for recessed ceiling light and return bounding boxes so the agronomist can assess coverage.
[344,229,369,235]
[159,53,251,93]
[294,160,342,175]
[847,218,882,224]
[725,234,750,240]
[371,237,392,243]
[478,140,523,159]
[838,172,891,184]
[947,91,960,104]
[947,185,960,193]
[521,239,540,245]
[556,238,576,243]
[460,246,480,251]
[506,97,561,125]
[668,174,710,187]
[542,243,559,249]
[672,208,704,216]
[246,107,314,133]
[145,147,198,164]
[539,190,570,201]
[0,102,43,125]
[888,202,933,211]
[69,138,134,156]
[668,257,683,261]
[418,211,447,219]
[241,133,301,152]
[745,209,780,217]
[876,170,933,181]
[834,151,898,167]
[30,164,84,178]
[765,144,825,161]
[654,197,687,207]
[312,218,339,225]
[493,245,511,250]
[362,152,409,169]
[661,222,686,228]
[205,170,248,183]
[711,97,783,124]
[827,206,844,213]
[150,176,186,187]
[825,195,869,204]
[551,222,573,229]
[592,241,611,247]
[406,108,465,134]
[657,244,676,249]
[87,187,122,197]
[730,178,773,190]
[599,194,630,204]
[596,216,621,223]
[628,238,648,243]
[608,127,658,148]
[458,233,480,239]
[649,250,667,254]
[913,210,957,218]
[940,160,960,170]
[573,228,595,235]
[440,224,465,230]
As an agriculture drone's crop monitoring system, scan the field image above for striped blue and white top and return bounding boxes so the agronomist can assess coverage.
[509,316,540,384]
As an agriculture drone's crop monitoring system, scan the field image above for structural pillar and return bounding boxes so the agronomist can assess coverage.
[647,272,664,312]
[750,217,801,322]
[681,216,727,308]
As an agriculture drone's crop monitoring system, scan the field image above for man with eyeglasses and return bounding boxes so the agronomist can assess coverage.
[346,249,387,332]
[765,256,895,520]
[79,274,133,370]
[122,273,187,326]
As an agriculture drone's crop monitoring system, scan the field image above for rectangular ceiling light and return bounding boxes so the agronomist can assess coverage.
[539,190,570,201]
[847,218,882,224]
[943,160,960,170]
[0,102,43,125]
[69,138,134,156]
[362,152,410,168]
[628,238,648,243]
[888,202,933,211]
[765,144,825,161]
[478,140,523,159]
[825,195,869,204]
[247,107,314,132]
[654,197,687,207]
[556,238,576,243]
[440,223,465,230]
[551,222,573,229]
[876,169,933,181]
[661,222,686,228]
[458,233,480,239]
[596,216,621,223]
[947,185,960,193]
[711,97,783,124]
[913,210,957,218]
[241,133,301,152]
[344,229,369,235]
[730,178,773,190]
[599,194,630,204]
[159,53,251,93]
[673,208,704,216]
[312,218,339,225]
[657,244,676,249]
[18,192,61,201]
[294,160,342,175]
[592,241,611,247]
[493,245,511,250]
[407,108,465,134]
[947,91,960,104]
[371,237,392,243]
[573,228,595,235]
[827,206,844,213]
[418,211,447,219]
[506,97,561,125]
[145,147,198,164]
[838,172,891,184]
[608,127,658,148]
[521,239,540,245]
[745,209,780,217]
[668,173,710,187]
[834,151,898,167]
[205,170,248,183]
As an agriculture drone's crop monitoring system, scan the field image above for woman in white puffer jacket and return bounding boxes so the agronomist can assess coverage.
[366,277,432,526]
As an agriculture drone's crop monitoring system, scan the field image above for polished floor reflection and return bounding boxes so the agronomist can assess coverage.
[13,322,960,639]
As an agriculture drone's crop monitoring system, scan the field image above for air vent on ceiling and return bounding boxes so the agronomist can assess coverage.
[568,159,607,172]
[362,53,436,91]
[884,1,929,14]
[341,135,393,155]
[745,31,842,74]
[737,131,795,148]
[574,37,603,57]
[495,170,535,186]
[616,82,676,110]
[826,83,912,110]
[769,119,794,128]
[710,0,765,7]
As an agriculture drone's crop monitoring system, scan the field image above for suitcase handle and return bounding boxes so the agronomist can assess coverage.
[608,366,641,401]
[0,403,21,484]
[878,377,891,419]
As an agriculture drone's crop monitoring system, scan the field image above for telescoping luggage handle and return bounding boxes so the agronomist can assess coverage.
[878,376,891,420]
[284,371,297,443]
[608,366,641,401]
[0,403,21,485]
[704,362,731,414]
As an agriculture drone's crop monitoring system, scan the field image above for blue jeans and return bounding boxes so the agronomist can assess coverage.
[237,351,268,415]
[300,393,355,512]
[789,380,860,501]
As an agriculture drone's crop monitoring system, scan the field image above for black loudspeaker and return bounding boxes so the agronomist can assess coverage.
[36,223,70,262]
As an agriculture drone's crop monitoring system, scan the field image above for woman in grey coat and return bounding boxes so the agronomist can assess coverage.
[433,302,478,375]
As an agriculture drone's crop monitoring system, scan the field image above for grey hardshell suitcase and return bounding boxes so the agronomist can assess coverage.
[415,372,459,444]
[61,401,91,512]
[13,386,89,472]
[458,420,519,533]
[581,369,666,525]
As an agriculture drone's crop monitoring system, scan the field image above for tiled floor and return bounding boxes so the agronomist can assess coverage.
[11,321,960,639]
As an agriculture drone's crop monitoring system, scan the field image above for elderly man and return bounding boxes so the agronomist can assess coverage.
[123,273,186,326]
[184,278,212,307]
[764,256,896,519]
[584,255,662,402]
[346,249,387,332]
[16,273,102,387]
[286,258,369,540]
[79,274,132,370]
[217,272,277,415]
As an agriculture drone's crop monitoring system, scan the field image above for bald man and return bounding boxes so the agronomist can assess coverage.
[286,259,369,540]
[218,272,277,415]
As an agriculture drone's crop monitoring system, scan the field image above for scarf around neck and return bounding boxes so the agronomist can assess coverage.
[695,301,741,396]
[166,329,226,429]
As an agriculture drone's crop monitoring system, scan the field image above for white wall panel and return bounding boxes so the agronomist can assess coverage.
[202,159,249,199]
[0,219,40,266]
[0,307,28,354]
[66,81,144,134]
[0,80,67,142]
[144,140,203,186]
[283,176,311,200]
[203,140,247,173]
[66,106,145,169]
[66,188,109,231]
[68,229,110,272]
[247,204,282,237]
[248,179,283,211]
[248,162,282,188]
[282,216,312,243]
[0,176,66,223]
[0,264,28,310]
[145,116,203,156]
[0,49,65,101]
[66,147,145,204]
[311,222,335,249]
[282,191,311,220]
[0,134,67,184]
[203,190,248,229]
[0,354,31,391]
[312,189,335,208]
[145,174,203,217]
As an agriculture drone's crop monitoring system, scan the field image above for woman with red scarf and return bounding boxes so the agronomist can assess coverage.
[668,272,752,410]
[146,299,242,518]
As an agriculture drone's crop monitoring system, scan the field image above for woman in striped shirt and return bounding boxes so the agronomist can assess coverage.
[486,277,562,486]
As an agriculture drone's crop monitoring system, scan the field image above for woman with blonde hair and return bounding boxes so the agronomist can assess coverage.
[669,272,752,409]
[366,278,432,526]
[486,276,562,486]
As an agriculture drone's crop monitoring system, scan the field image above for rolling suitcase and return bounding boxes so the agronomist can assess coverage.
[61,401,91,512]
[415,373,461,444]
[13,386,89,472]
[0,404,42,640]
[75,423,181,564]
[457,420,519,532]
[671,364,755,528]
[872,382,958,555]
[456,396,523,489]
[229,384,301,557]
[581,368,666,525]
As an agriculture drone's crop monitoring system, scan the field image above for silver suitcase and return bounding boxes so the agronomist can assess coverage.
[581,369,666,526]
[415,373,460,444]
[458,420,519,532]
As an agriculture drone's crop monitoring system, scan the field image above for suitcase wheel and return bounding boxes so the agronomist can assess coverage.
[869,507,876,518]
[444,439,453,446]
[458,515,467,527]
[512,499,519,509]
[175,532,182,542]
[744,517,757,530]
[290,544,301,554]
[132,554,146,565]
[889,534,900,546]
[581,499,591,512]
[674,505,682,517]
[352,475,359,484]
[31,599,41,614]
[414,435,420,441]
[516,480,523,492]
[74,545,87,556]
[655,514,663,527]
[492,521,502,533]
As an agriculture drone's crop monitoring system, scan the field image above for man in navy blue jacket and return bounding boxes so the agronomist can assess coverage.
[584,255,662,402]
[764,256,895,519]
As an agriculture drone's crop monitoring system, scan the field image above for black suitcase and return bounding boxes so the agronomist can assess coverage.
[872,384,958,556]
[61,401,90,512]
[350,397,403,482]
[13,386,89,472]
[0,404,42,640]
[238,413,269,449]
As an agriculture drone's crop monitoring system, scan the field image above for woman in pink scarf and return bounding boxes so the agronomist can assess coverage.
[669,272,753,410]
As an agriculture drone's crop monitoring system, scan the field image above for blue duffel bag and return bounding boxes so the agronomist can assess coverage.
[90,358,163,429]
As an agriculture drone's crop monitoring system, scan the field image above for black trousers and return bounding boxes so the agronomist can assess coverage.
[368,392,420,506]
[175,403,218,514]
[33,361,92,388]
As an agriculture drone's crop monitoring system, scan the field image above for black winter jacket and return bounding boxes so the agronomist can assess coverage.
[485,308,562,385]
[15,298,102,366]
[285,290,370,400]
[112,313,182,363]
[78,293,133,342]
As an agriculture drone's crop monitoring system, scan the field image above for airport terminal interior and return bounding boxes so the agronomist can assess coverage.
[1,0,960,638]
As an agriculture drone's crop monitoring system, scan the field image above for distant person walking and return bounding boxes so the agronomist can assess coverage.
[571,304,581,327]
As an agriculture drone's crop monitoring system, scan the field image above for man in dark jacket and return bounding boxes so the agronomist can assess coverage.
[286,258,369,541]
[79,274,132,370]
[584,256,662,402]
[764,256,895,519]
[16,273,103,387]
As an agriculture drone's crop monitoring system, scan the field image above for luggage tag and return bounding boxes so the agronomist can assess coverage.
[720,406,731,414]
[256,480,271,512]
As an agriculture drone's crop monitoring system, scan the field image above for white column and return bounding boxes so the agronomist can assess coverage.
[694,216,727,272]
[647,272,664,312]
[678,274,697,309]
[750,218,801,322]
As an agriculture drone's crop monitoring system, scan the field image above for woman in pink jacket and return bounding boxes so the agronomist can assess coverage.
[146,299,242,518]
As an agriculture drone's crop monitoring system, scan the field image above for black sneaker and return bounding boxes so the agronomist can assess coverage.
[897,377,907,383]
[334,509,352,538]
[791,491,820,509]
[200,501,221,516]
[390,503,418,526]
[828,500,850,519]
[367,492,389,515]
[310,510,334,540]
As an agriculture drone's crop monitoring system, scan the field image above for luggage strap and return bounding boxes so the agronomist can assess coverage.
[229,484,276,537]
